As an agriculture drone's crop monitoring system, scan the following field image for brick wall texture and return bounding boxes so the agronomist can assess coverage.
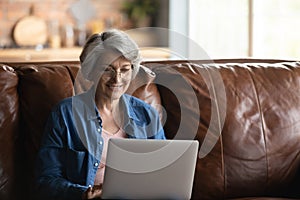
[0,0,129,47]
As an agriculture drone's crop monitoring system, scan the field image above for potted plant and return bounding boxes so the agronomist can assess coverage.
[122,0,160,27]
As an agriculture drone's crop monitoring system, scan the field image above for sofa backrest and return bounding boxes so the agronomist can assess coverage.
[144,59,300,199]
[1,59,300,200]
[0,64,19,200]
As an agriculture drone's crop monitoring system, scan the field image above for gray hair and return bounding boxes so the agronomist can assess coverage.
[80,29,141,80]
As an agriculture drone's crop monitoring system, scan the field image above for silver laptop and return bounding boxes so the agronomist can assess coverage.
[101,138,199,199]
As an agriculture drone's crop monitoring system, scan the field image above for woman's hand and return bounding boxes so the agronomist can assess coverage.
[82,184,102,199]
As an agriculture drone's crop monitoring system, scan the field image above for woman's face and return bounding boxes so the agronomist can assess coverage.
[95,52,132,101]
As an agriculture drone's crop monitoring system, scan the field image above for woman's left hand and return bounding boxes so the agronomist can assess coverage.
[82,184,102,199]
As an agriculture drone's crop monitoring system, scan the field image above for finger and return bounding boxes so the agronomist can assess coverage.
[93,184,102,190]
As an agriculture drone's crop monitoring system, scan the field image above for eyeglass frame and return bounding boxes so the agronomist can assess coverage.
[100,65,133,80]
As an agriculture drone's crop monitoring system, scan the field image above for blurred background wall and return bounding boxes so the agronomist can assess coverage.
[0,0,169,48]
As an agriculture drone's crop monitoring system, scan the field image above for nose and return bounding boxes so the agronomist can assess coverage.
[111,71,122,82]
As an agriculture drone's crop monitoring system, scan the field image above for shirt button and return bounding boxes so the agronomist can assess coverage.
[97,128,101,132]
[94,162,99,167]
[99,141,103,145]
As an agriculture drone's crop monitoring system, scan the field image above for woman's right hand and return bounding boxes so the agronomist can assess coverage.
[82,184,102,199]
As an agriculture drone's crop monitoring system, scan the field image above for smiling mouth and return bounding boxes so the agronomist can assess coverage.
[107,84,123,89]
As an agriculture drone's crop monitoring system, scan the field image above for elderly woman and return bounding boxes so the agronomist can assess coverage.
[34,29,166,200]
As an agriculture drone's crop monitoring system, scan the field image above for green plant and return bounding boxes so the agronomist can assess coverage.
[122,0,160,27]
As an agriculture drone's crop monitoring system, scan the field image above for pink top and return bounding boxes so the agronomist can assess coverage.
[94,128,126,185]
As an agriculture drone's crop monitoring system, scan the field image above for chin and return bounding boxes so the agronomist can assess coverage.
[110,91,124,100]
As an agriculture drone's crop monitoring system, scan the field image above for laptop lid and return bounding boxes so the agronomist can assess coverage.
[101,138,199,199]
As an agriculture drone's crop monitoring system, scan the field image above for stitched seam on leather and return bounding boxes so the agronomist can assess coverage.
[205,65,225,198]
[247,67,269,190]
[64,65,77,95]
[64,65,76,83]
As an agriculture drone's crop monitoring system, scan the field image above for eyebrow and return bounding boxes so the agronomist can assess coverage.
[108,64,132,68]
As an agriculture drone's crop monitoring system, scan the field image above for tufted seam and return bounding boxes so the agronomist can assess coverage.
[247,66,269,191]
[202,64,225,199]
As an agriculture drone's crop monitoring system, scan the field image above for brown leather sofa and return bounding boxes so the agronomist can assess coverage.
[1,59,300,200]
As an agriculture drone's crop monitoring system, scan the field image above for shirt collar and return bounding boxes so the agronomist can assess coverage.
[80,89,140,123]
[120,94,140,122]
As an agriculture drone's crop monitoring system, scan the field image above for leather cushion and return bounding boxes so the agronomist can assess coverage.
[0,64,19,200]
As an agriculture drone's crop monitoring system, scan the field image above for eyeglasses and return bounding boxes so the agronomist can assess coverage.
[101,66,132,80]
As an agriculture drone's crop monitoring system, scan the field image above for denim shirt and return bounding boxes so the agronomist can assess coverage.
[34,90,166,200]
